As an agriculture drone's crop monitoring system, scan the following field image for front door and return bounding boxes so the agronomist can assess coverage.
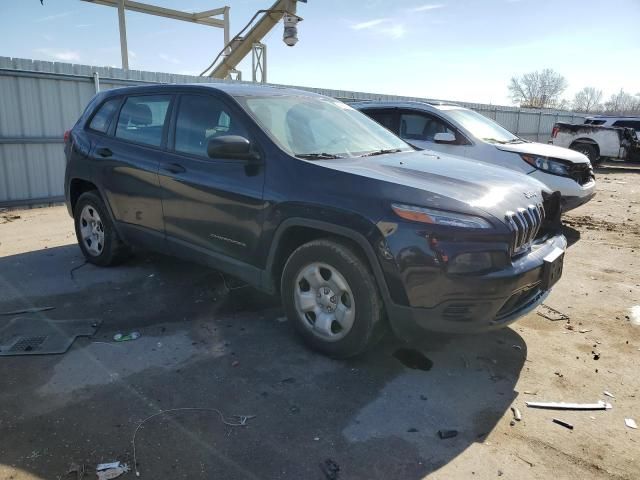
[158,93,266,266]
[397,110,468,156]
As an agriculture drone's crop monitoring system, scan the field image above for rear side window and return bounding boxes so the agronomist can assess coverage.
[366,110,396,132]
[174,94,248,158]
[585,119,605,125]
[88,98,120,133]
[613,120,640,130]
[115,95,172,147]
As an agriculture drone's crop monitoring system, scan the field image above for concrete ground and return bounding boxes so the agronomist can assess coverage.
[0,164,638,480]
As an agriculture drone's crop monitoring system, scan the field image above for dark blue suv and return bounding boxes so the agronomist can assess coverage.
[64,84,566,357]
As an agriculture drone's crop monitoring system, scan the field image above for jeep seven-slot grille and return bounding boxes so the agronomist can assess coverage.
[505,203,545,255]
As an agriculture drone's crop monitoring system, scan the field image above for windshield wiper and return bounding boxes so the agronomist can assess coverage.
[295,152,343,160]
[360,148,403,157]
[506,138,525,144]
[482,137,507,144]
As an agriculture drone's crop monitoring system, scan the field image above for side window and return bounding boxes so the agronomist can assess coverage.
[88,98,120,133]
[613,120,640,130]
[399,112,454,142]
[115,95,171,147]
[175,95,248,158]
[366,110,396,133]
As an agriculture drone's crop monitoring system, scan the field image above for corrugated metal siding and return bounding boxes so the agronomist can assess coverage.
[0,56,587,206]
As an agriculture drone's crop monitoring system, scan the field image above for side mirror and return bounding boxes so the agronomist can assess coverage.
[434,132,456,144]
[207,135,260,161]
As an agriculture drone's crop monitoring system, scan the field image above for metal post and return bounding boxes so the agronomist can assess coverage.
[536,110,543,142]
[223,7,230,55]
[117,0,129,70]
[93,71,101,93]
[515,109,521,136]
[251,43,266,83]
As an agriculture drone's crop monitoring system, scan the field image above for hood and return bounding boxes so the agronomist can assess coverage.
[314,150,548,222]
[496,141,590,164]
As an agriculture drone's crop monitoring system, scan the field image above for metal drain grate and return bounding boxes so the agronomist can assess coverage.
[9,336,47,352]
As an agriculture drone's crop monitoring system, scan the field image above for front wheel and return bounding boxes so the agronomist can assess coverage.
[281,239,386,358]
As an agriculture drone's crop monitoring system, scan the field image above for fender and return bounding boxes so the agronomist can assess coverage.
[262,217,394,309]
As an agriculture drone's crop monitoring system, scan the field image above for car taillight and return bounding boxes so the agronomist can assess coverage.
[63,130,71,143]
[551,126,559,138]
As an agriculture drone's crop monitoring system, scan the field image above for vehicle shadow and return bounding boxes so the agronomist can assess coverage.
[0,245,527,479]
[562,224,581,247]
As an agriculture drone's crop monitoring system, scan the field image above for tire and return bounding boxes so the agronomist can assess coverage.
[570,143,599,164]
[73,191,129,266]
[281,238,386,358]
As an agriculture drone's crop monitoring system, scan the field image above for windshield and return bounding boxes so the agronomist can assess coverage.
[238,95,412,158]
[442,107,520,144]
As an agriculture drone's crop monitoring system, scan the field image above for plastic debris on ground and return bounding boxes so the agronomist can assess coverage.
[0,306,55,316]
[96,462,129,480]
[438,429,458,439]
[537,304,570,321]
[630,305,640,326]
[511,406,522,421]
[113,331,141,342]
[552,418,574,430]
[526,400,612,410]
[625,418,638,429]
[603,391,615,398]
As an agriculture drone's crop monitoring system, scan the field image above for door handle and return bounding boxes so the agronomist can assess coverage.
[164,163,186,174]
[96,147,112,158]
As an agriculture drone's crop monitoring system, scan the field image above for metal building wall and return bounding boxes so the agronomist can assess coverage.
[0,56,586,207]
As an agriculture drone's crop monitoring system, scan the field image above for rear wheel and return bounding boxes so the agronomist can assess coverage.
[74,191,129,266]
[281,239,386,358]
[570,143,599,164]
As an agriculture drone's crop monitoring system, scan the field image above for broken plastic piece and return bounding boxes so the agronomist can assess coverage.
[526,400,612,410]
[96,464,129,480]
[438,429,458,439]
[552,418,574,430]
[113,332,140,342]
[511,406,522,421]
[603,391,615,398]
[0,306,55,316]
[537,304,569,321]
[96,462,122,471]
[625,418,638,429]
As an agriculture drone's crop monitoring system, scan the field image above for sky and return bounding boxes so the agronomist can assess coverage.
[1,0,638,106]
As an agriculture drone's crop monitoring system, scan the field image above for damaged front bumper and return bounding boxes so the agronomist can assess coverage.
[385,234,567,340]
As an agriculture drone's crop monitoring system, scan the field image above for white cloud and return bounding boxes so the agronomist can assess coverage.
[35,11,74,23]
[381,24,407,39]
[35,48,80,62]
[159,53,181,65]
[351,18,388,30]
[411,4,445,12]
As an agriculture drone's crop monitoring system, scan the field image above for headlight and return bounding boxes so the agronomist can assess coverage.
[391,204,491,229]
[521,154,569,176]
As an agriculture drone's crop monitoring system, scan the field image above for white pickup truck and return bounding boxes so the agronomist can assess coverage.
[551,121,640,164]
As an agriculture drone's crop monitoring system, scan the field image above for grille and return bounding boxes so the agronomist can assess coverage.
[568,163,594,185]
[505,203,545,255]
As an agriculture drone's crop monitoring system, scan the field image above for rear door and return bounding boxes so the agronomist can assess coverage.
[397,109,468,156]
[158,92,266,266]
[92,94,172,236]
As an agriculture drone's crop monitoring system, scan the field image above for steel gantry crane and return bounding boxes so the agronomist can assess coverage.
[75,0,305,82]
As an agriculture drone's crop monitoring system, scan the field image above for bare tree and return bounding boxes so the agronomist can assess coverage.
[572,87,603,113]
[604,89,640,115]
[508,69,568,109]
